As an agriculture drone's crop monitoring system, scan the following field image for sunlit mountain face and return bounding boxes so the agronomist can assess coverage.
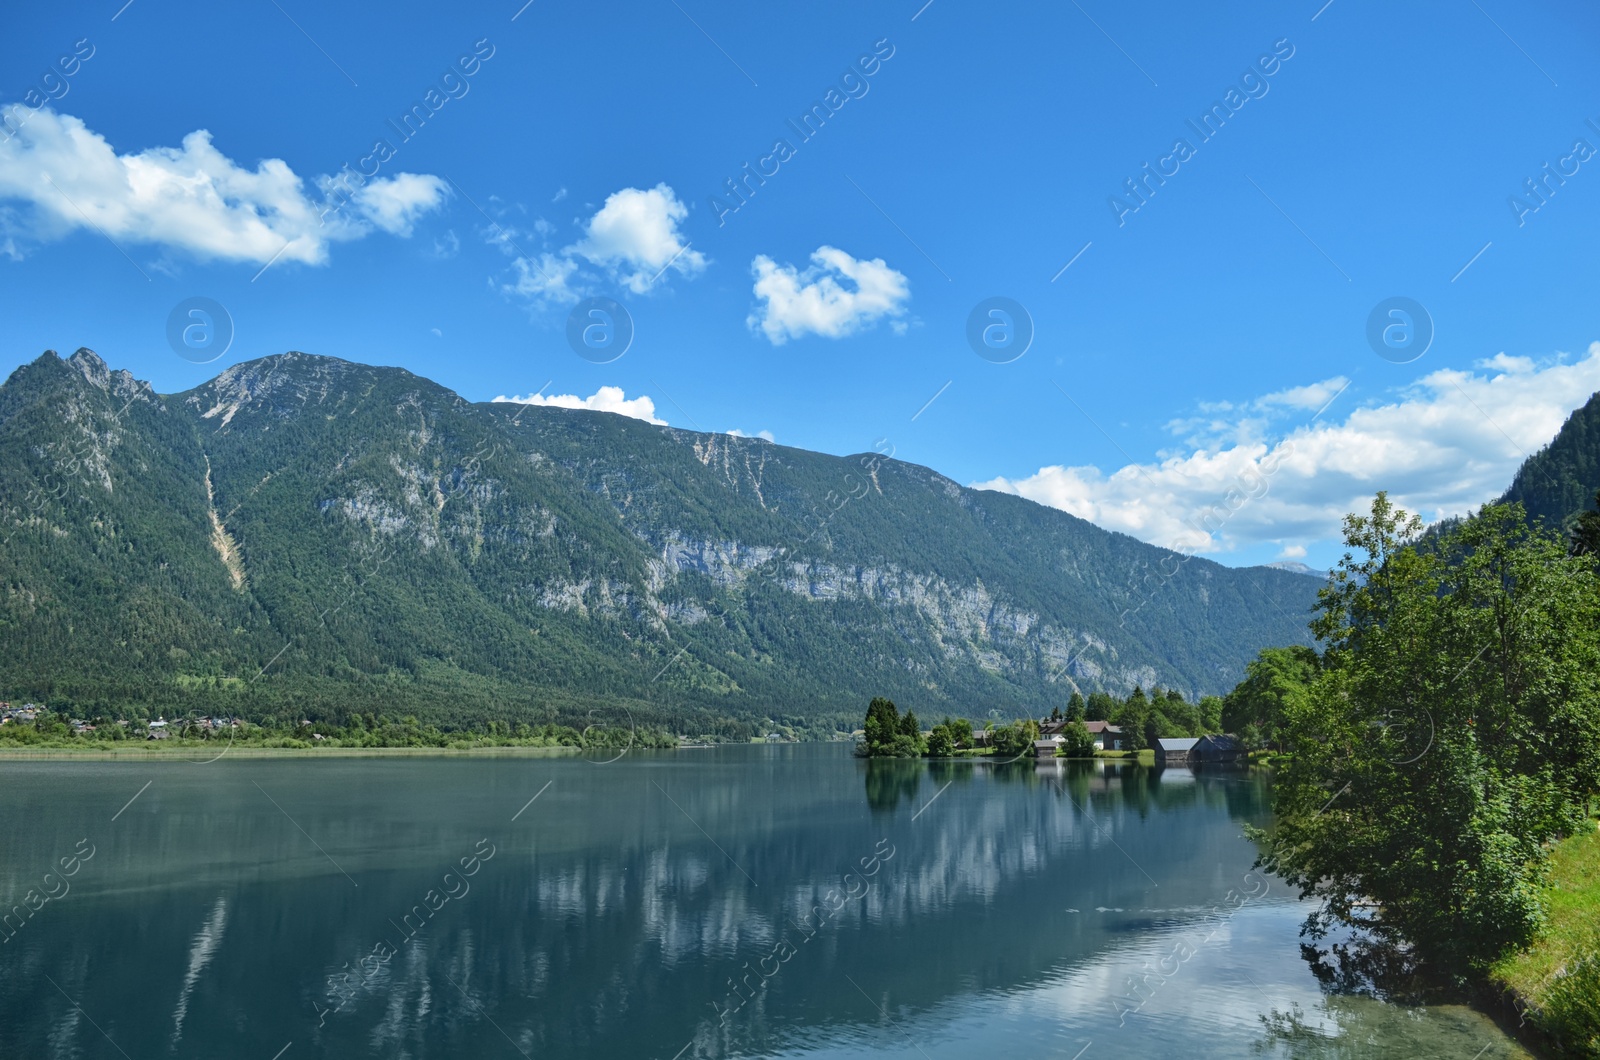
[0,349,1318,731]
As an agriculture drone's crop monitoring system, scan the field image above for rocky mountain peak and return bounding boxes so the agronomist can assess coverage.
[67,348,111,390]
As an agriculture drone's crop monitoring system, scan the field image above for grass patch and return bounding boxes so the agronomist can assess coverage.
[1090,749,1157,765]
[1490,819,1600,1057]
[0,744,590,759]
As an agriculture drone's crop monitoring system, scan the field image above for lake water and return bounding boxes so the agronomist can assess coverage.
[0,745,1532,1058]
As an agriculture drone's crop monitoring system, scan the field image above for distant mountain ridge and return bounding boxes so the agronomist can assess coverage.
[0,348,1321,734]
[1264,560,1326,578]
[1497,390,1600,532]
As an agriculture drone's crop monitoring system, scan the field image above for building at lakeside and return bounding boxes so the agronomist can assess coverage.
[1191,733,1245,765]
[1083,721,1124,751]
[1154,736,1201,765]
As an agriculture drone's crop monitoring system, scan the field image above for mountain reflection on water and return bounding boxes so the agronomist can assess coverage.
[0,745,1530,1058]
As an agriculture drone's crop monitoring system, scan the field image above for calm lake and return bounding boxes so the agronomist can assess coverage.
[0,744,1532,1058]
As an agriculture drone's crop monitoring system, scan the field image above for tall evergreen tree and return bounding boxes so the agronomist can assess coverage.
[1118,687,1151,751]
[861,697,901,756]
[1571,488,1600,559]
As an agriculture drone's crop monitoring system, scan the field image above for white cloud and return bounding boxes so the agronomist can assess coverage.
[1166,375,1349,448]
[1277,544,1307,560]
[1477,352,1535,374]
[1255,376,1348,412]
[0,108,448,266]
[494,386,666,425]
[493,183,704,306]
[503,251,581,304]
[573,183,706,293]
[344,172,446,237]
[747,246,910,345]
[728,428,775,442]
[974,344,1600,557]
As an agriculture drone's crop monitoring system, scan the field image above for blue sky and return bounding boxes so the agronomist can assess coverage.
[3,0,1599,568]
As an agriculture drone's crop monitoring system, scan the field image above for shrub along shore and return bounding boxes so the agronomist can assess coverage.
[1489,822,1600,1058]
[0,712,676,753]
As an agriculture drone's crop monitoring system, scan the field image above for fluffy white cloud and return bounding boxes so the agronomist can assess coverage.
[974,344,1600,557]
[727,428,775,442]
[747,246,910,345]
[343,172,447,237]
[573,184,706,293]
[0,108,447,266]
[494,386,665,425]
[495,183,704,306]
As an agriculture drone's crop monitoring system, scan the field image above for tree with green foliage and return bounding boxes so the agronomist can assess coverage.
[1086,691,1116,722]
[861,697,912,757]
[1066,692,1086,722]
[1571,488,1600,560]
[1117,687,1151,751]
[1162,688,1198,734]
[893,709,927,755]
[936,715,973,749]
[1258,493,1600,977]
[991,718,1039,758]
[1142,715,1163,752]
[1198,695,1224,734]
[926,724,955,757]
[1222,644,1319,745]
[1059,719,1096,758]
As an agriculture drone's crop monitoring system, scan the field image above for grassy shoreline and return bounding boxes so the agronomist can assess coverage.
[0,743,599,760]
[1489,821,1600,1058]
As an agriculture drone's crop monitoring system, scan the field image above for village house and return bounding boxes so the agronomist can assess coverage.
[1083,721,1124,751]
[2,702,43,724]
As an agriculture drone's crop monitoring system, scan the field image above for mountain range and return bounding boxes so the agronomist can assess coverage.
[6,348,1560,737]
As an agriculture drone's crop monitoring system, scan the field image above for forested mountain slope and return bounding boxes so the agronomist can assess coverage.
[1497,390,1600,533]
[0,349,1319,734]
